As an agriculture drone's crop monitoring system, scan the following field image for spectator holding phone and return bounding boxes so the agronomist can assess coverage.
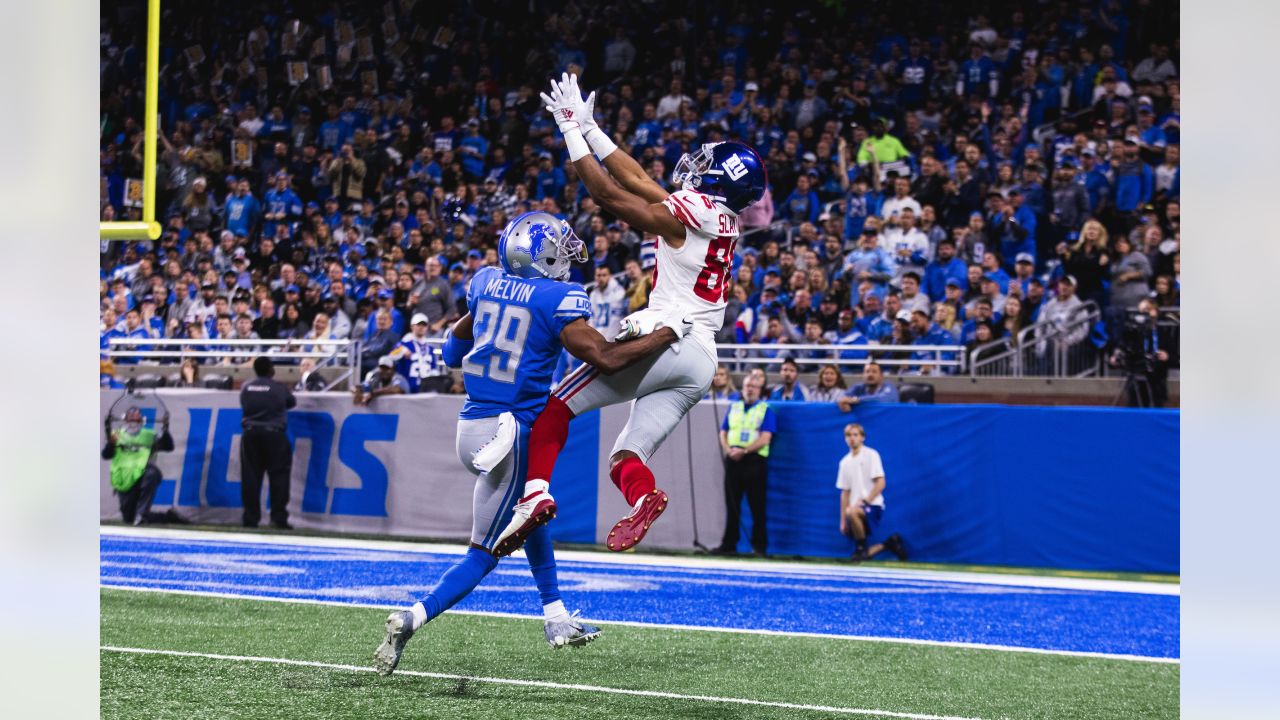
[836,423,906,563]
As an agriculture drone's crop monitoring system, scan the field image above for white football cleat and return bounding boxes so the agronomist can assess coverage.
[544,610,602,649]
[373,610,416,676]
[493,479,557,558]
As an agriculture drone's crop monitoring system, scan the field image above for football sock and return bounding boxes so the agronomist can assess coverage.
[610,455,656,506]
[523,524,563,607]
[527,396,573,486]
[415,548,498,627]
[542,600,569,624]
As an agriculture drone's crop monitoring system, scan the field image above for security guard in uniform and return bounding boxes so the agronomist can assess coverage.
[240,356,297,529]
[713,373,777,556]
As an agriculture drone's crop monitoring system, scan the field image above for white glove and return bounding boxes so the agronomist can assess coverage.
[539,72,583,135]
[614,309,663,342]
[562,73,599,135]
[614,309,694,342]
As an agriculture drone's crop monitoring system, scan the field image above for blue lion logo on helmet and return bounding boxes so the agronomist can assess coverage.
[671,141,767,215]
[498,211,586,281]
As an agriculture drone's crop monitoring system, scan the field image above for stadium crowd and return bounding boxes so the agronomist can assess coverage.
[100,0,1180,389]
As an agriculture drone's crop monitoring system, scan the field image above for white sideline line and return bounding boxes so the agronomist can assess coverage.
[101,526,1180,596]
[100,584,1180,664]
[99,645,990,720]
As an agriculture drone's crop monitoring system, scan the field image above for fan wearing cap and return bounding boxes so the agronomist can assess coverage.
[389,313,451,394]
[355,354,410,407]
[362,286,405,342]
[924,238,968,302]
[1113,135,1153,215]
[909,308,960,375]
[1040,275,1089,346]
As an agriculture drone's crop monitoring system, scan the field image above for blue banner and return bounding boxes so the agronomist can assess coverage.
[758,404,1179,573]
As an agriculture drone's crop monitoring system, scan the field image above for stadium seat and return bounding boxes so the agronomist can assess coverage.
[897,383,935,405]
[166,373,183,387]
[133,373,164,388]
[203,375,233,390]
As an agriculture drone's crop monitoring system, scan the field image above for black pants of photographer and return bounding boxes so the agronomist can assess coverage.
[1125,369,1168,408]
[241,427,292,527]
[718,454,769,554]
[117,466,161,525]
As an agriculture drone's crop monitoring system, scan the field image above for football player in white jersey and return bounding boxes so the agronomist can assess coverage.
[492,73,767,557]
[587,264,629,336]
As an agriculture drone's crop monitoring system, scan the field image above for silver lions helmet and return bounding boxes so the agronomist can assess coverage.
[497,211,586,281]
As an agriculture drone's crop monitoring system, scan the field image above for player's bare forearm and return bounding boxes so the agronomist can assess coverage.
[560,319,675,375]
[602,151,669,204]
[572,154,683,238]
[450,313,474,341]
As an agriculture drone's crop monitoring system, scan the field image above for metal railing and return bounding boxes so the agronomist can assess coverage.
[969,301,1102,377]
[716,342,965,374]
[106,337,363,391]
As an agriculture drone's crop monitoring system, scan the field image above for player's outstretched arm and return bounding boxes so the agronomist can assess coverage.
[560,318,675,375]
[573,154,684,241]
[601,149,669,204]
[551,74,669,204]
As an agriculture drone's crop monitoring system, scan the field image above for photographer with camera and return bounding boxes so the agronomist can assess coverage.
[102,407,184,525]
[1110,298,1176,407]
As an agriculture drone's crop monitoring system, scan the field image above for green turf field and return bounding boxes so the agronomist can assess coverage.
[101,588,1178,719]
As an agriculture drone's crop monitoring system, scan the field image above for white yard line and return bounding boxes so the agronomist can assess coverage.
[99,644,992,720]
[101,525,1180,596]
[101,583,1180,664]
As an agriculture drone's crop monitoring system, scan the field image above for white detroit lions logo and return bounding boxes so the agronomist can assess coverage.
[723,154,748,181]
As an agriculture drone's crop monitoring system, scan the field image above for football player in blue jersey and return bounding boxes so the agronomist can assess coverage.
[374,211,689,676]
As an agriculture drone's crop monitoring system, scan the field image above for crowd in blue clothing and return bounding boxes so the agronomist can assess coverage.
[100,0,1179,385]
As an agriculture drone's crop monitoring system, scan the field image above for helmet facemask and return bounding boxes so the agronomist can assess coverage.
[540,220,587,281]
[671,143,718,191]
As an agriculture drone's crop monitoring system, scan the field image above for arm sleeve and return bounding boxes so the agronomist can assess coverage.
[551,287,592,333]
[285,386,297,409]
[663,189,738,237]
[155,430,175,453]
[441,330,474,368]
[836,457,850,489]
[721,412,731,432]
[759,406,778,434]
[869,450,885,481]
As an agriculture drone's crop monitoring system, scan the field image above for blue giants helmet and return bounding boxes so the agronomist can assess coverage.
[671,141,767,215]
[497,211,586,281]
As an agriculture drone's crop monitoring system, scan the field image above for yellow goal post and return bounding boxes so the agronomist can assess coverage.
[100,0,162,241]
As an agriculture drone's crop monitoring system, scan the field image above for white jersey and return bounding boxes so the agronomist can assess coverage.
[654,189,740,353]
[588,279,629,336]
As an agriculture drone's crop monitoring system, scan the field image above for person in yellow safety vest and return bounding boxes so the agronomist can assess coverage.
[711,374,777,557]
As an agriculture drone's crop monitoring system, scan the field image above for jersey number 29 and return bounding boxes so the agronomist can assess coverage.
[462,300,530,383]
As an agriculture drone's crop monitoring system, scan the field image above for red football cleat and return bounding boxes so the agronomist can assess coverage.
[493,480,557,558]
[606,489,668,552]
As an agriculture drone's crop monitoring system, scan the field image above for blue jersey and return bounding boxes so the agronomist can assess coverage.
[459,266,592,424]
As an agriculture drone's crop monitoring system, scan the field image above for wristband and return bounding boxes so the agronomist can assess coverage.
[563,128,590,162]
[585,127,618,160]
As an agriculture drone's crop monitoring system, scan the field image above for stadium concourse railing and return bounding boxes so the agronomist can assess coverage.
[715,342,965,374]
[968,300,1103,378]
[106,337,364,391]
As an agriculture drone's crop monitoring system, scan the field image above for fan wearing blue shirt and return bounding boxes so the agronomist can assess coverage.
[909,309,959,375]
[223,179,261,239]
[263,173,303,240]
[923,238,968,301]
[781,174,821,227]
[836,362,900,411]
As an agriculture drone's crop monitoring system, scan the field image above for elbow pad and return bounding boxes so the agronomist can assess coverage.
[441,330,474,368]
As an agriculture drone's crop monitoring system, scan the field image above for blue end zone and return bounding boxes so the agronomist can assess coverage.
[100,533,1178,660]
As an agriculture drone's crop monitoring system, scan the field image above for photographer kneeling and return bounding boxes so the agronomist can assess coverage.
[102,407,184,525]
[1109,298,1176,407]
